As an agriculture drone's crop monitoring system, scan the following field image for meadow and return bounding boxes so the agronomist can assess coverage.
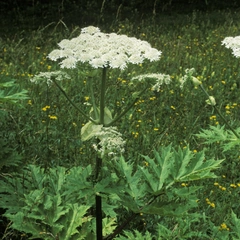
[1,8,240,239]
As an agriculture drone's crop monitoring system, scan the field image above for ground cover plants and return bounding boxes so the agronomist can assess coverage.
[1,9,240,240]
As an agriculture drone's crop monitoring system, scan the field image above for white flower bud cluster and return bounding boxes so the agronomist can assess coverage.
[206,96,216,106]
[179,68,196,88]
[222,36,240,58]
[92,126,126,159]
[131,73,171,92]
[30,71,70,85]
[48,26,161,70]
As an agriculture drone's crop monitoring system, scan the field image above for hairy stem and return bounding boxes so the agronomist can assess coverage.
[95,67,107,240]
[200,84,240,139]
[89,79,99,121]
[95,152,103,240]
[100,67,107,125]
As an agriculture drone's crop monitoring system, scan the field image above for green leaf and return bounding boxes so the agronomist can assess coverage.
[64,204,90,240]
[171,147,223,182]
[89,106,113,124]
[196,125,240,152]
[196,125,228,144]
[230,211,240,239]
[103,106,113,124]
[0,77,29,104]
[142,198,197,217]
[115,229,153,240]
[48,166,66,193]
[113,156,146,211]
[63,165,94,204]
[102,217,117,236]
[140,145,173,194]
[81,121,102,141]
[156,223,172,238]
[1,164,94,239]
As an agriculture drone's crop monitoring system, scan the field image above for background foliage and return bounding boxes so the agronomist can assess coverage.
[1,0,240,239]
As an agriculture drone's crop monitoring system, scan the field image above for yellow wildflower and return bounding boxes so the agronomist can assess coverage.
[144,161,149,167]
[210,202,215,208]
[42,105,50,111]
[48,115,57,120]
[220,223,229,231]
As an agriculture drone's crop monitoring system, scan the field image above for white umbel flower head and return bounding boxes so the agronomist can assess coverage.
[48,26,162,69]
[30,71,70,85]
[131,73,171,92]
[179,68,196,88]
[222,36,240,58]
[92,126,126,159]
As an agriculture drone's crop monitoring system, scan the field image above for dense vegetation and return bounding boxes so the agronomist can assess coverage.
[1,2,240,239]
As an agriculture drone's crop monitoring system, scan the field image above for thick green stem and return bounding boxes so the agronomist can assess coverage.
[213,104,240,139]
[100,67,107,125]
[95,67,107,240]
[89,79,99,121]
[95,151,103,240]
[52,78,98,124]
[96,194,103,240]
[199,84,240,139]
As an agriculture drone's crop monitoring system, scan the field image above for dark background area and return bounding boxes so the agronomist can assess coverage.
[1,0,240,33]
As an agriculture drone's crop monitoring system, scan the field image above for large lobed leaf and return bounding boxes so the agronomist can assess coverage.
[141,145,223,193]
[196,125,240,152]
[111,145,222,217]
[0,164,93,239]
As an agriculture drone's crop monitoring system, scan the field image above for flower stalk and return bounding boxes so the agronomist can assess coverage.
[51,78,98,124]
[199,84,240,139]
[88,78,99,120]
[100,67,107,125]
[95,67,108,240]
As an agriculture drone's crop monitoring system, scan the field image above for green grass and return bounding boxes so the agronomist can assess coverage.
[1,9,240,238]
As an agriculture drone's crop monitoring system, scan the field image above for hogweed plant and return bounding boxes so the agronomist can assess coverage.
[31,25,166,239]
[0,26,224,240]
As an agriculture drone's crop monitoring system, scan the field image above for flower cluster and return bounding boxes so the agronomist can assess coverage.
[205,198,215,208]
[92,126,126,158]
[131,73,171,92]
[222,36,240,58]
[206,96,216,106]
[219,223,230,231]
[48,26,162,70]
[179,68,196,88]
[30,71,70,85]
